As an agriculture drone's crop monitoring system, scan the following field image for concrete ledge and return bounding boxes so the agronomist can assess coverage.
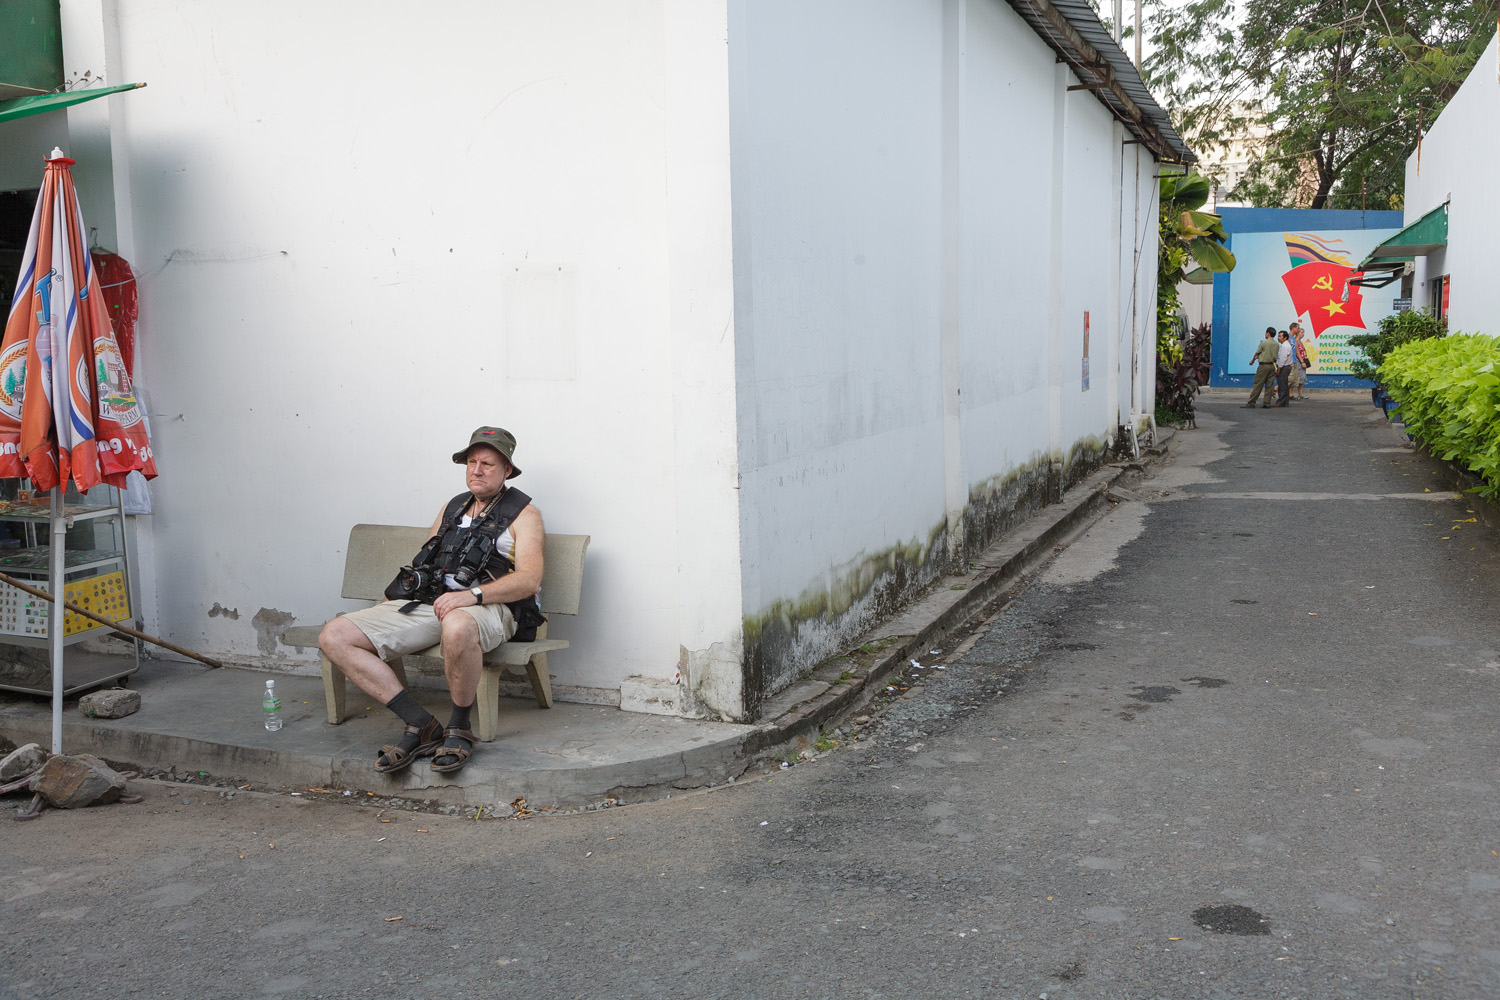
[0,664,754,808]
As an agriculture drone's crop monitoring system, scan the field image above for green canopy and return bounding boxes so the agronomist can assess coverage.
[1358,202,1448,268]
[0,82,144,126]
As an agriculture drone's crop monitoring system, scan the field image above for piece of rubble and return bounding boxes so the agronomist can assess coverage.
[78,687,141,719]
[29,753,127,808]
[0,742,47,781]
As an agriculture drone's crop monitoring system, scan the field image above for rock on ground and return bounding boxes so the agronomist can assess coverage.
[78,687,141,719]
[29,753,127,808]
[0,742,47,781]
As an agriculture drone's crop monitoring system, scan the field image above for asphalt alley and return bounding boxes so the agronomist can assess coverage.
[4,389,1498,1000]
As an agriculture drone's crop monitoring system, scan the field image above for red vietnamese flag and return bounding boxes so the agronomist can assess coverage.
[1281,261,1366,337]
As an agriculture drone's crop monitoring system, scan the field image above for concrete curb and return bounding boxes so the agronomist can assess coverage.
[1377,409,1500,532]
[742,434,1173,761]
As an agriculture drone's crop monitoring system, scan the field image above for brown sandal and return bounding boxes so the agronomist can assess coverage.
[375,717,444,773]
[429,728,476,774]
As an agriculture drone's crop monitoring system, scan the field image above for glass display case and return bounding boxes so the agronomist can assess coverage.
[0,481,140,695]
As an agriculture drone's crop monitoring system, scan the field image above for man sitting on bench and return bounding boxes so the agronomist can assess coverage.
[318,426,545,775]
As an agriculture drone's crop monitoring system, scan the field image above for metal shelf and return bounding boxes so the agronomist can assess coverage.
[0,485,141,697]
[0,547,124,573]
[0,501,119,523]
[0,650,138,696]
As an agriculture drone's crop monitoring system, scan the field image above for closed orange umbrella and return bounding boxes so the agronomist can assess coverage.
[0,149,157,751]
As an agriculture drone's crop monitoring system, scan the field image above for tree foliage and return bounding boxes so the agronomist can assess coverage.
[1158,172,1234,369]
[1146,0,1493,209]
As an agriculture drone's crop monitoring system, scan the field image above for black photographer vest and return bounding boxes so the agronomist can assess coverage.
[432,487,546,639]
[432,487,531,583]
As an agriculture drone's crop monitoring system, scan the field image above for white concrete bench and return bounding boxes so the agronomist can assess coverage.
[281,525,589,742]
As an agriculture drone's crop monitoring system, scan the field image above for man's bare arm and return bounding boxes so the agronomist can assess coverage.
[478,505,544,604]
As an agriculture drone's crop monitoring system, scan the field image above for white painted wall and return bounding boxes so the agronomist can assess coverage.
[728,0,950,694]
[16,0,1162,719]
[728,0,1159,697]
[958,0,1053,494]
[43,0,742,707]
[0,114,67,191]
[1178,280,1213,332]
[1404,32,1499,332]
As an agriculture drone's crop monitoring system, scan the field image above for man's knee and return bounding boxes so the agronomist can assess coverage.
[440,610,480,651]
[319,616,370,659]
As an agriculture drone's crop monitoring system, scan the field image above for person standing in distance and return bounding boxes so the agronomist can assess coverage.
[1274,330,1294,407]
[1244,327,1279,408]
[1290,323,1311,400]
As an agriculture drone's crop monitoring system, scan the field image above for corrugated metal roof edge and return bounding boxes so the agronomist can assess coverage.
[1004,0,1196,164]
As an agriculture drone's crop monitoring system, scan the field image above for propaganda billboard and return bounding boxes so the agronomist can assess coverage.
[1225,227,1401,376]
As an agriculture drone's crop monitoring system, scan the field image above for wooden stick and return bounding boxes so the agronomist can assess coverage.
[0,569,224,669]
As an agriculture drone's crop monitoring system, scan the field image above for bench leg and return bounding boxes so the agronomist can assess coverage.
[389,656,409,691]
[321,654,346,725]
[526,652,554,709]
[475,666,501,742]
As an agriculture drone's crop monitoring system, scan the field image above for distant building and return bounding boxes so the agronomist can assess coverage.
[1188,104,1272,209]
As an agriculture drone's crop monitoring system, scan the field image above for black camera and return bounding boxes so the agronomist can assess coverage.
[449,528,497,589]
[391,564,446,602]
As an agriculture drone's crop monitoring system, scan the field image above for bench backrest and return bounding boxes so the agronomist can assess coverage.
[342,524,590,615]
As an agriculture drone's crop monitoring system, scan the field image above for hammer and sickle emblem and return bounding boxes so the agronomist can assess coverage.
[1313,275,1334,291]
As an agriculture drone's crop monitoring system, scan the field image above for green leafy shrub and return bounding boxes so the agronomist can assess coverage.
[1348,309,1446,381]
[1380,334,1500,498]
[1156,322,1213,422]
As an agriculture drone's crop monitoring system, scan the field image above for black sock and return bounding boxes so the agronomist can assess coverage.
[385,690,434,731]
[446,701,473,733]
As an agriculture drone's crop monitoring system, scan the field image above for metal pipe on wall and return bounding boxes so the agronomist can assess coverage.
[1134,0,1142,67]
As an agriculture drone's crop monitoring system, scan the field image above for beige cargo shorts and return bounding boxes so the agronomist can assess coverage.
[341,599,516,661]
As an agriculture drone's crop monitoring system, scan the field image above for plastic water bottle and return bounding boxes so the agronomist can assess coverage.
[263,679,282,731]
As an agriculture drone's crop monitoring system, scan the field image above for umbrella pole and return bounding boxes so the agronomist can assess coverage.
[49,487,65,755]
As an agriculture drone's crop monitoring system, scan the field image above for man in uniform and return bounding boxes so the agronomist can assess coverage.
[1244,327,1280,408]
[319,427,544,774]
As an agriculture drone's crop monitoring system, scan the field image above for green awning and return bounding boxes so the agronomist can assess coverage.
[1358,202,1448,268]
[0,82,145,126]
[1182,265,1215,286]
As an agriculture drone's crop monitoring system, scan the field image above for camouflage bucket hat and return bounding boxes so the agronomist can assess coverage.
[452,426,522,479]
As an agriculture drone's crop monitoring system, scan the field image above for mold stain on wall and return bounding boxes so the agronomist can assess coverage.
[741,435,1116,720]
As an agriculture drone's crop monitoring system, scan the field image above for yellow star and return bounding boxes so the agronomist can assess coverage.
[1321,299,1346,316]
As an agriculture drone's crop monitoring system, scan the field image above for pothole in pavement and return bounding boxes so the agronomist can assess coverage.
[1231,599,1258,605]
[1182,676,1230,688]
[1192,904,1271,935]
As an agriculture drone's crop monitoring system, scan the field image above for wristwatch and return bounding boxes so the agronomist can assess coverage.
[469,587,484,605]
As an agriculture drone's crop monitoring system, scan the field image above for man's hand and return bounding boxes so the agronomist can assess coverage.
[432,588,479,621]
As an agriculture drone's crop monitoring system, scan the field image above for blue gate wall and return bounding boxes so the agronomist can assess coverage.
[1208,208,1404,388]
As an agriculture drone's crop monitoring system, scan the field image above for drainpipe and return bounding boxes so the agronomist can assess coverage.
[1128,145,1142,452]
